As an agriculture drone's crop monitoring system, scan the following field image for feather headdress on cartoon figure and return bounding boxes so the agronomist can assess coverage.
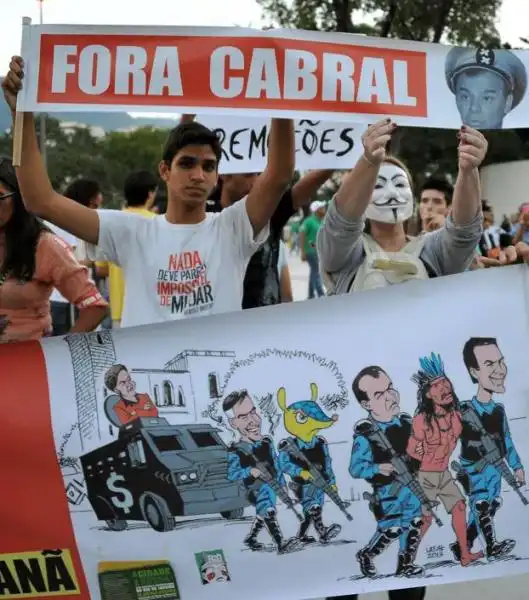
[411,352,446,389]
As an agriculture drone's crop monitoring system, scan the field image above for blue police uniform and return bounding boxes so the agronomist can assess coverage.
[279,434,341,544]
[228,437,283,517]
[279,436,334,510]
[350,414,424,578]
[228,436,295,553]
[454,397,522,558]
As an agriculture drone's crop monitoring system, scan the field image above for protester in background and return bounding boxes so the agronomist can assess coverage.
[500,213,512,234]
[318,120,488,296]
[184,114,334,309]
[205,177,223,213]
[512,203,529,245]
[220,170,333,308]
[63,178,111,329]
[3,56,295,327]
[289,216,301,254]
[0,157,107,342]
[152,196,168,215]
[108,170,157,328]
[477,200,513,258]
[46,221,78,335]
[510,212,519,230]
[277,240,293,302]
[301,200,326,299]
[470,200,519,269]
[515,240,529,262]
[416,176,453,233]
[62,178,104,266]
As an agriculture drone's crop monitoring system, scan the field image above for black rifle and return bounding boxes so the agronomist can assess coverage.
[368,417,443,527]
[452,404,528,507]
[238,447,304,522]
[283,438,353,521]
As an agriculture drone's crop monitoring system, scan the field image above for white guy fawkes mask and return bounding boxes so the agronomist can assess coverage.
[365,162,414,224]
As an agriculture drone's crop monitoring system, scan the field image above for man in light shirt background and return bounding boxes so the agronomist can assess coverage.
[107,170,157,328]
[46,222,79,335]
[48,179,109,334]
[63,178,112,329]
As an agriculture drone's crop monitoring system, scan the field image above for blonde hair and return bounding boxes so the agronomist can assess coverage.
[364,155,415,235]
[382,155,414,193]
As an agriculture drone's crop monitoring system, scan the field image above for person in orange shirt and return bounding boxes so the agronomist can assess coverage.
[106,171,157,328]
[104,363,159,426]
[0,157,108,343]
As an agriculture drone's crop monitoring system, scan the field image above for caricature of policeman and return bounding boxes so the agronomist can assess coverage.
[445,47,527,129]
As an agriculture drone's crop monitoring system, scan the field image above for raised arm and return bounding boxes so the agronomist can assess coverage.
[451,126,487,226]
[2,56,99,244]
[317,119,395,276]
[335,119,395,218]
[245,118,295,235]
[291,170,334,209]
[421,127,486,276]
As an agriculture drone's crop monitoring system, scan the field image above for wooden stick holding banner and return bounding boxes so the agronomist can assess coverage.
[12,112,24,167]
[12,17,32,167]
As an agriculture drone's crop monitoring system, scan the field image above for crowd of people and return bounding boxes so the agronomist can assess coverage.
[2,52,529,600]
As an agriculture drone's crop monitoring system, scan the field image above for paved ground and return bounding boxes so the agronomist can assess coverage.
[321,574,529,600]
[286,251,529,599]
[287,250,312,302]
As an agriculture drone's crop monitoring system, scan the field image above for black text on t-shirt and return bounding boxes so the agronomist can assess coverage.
[157,251,214,316]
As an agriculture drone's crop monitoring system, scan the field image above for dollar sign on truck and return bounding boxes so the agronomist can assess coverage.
[106,472,134,514]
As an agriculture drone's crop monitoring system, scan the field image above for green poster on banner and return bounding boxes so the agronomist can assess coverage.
[195,549,231,585]
[98,561,180,600]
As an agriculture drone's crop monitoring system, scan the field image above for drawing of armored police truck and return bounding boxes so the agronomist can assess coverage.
[80,417,248,532]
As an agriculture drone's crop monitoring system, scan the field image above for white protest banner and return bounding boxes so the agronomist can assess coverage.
[15,22,529,130]
[3,265,529,600]
[196,115,366,173]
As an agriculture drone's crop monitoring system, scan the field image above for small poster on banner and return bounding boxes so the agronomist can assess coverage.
[98,561,180,600]
[195,550,231,585]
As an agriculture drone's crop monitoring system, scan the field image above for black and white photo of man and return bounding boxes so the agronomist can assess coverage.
[445,47,527,130]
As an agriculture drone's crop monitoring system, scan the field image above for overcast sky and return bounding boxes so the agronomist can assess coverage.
[3,0,525,62]
[1,0,526,118]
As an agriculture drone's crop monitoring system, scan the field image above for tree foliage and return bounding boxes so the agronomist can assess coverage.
[0,118,168,209]
[257,0,503,44]
[257,0,529,182]
[0,1,526,194]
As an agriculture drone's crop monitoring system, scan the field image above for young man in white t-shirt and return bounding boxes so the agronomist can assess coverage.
[3,56,295,328]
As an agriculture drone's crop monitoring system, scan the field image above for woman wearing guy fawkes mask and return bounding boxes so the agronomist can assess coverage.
[317,119,487,294]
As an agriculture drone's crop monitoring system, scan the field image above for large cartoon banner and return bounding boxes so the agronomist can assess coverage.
[196,115,366,174]
[3,265,529,600]
[16,22,529,130]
